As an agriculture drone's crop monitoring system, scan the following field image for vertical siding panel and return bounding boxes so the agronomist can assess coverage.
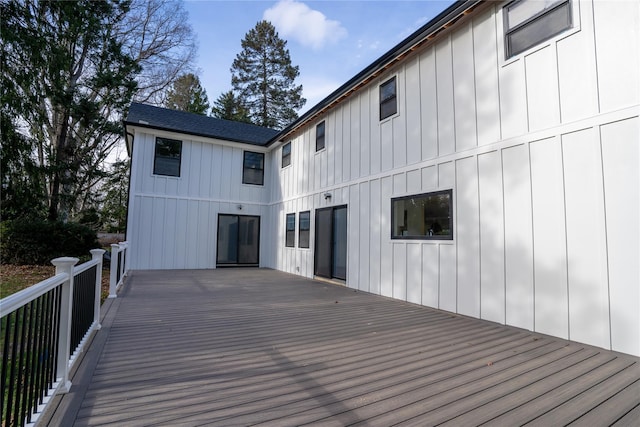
[406,58,421,164]
[393,70,407,169]
[393,244,407,301]
[420,47,438,160]
[201,144,212,198]
[525,46,560,132]
[563,128,610,350]
[593,0,640,112]
[601,118,640,356]
[138,197,154,269]
[370,85,382,175]
[380,176,393,297]
[189,142,202,196]
[407,243,421,304]
[348,184,360,289]
[478,151,505,324]
[369,179,382,294]
[220,146,233,200]
[439,244,456,312]
[407,169,421,194]
[211,145,222,198]
[422,244,439,308]
[452,23,478,151]
[151,198,165,269]
[473,8,501,146]
[502,144,534,330]
[197,201,210,268]
[359,181,370,292]
[333,109,342,185]
[351,99,360,179]
[342,106,351,182]
[393,172,406,196]
[499,60,528,139]
[315,134,323,191]
[381,120,393,172]
[163,198,177,270]
[175,201,188,269]
[530,137,569,339]
[360,91,371,177]
[436,37,455,155]
[456,157,480,318]
[231,148,242,201]
[422,165,437,191]
[139,134,153,193]
[186,200,199,269]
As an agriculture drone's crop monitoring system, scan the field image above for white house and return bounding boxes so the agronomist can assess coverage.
[124,0,640,357]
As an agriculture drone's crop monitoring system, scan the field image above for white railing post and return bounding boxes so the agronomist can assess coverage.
[109,243,120,298]
[90,249,105,329]
[51,256,79,394]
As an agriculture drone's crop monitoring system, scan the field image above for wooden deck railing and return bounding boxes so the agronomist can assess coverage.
[1,249,106,427]
[108,241,129,299]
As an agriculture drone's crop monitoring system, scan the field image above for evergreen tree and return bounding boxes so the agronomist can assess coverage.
[231,21,306,130]
[165,73,210,114]
[211,91,252,123]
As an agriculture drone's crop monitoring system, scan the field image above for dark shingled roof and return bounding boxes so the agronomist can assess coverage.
[124,102,279,146]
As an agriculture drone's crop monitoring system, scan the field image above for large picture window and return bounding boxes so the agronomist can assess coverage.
[391,190,453,240]
[504,0,571,59]
[316,121,325,152]
[285,213,295,247]
[153,137,182,177]
[281,142,291,168]
[299,211,310,248]
[242,151,264,185]
[379,76,397,120]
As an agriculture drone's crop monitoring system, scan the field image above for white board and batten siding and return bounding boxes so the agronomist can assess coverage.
[269,0,639,356]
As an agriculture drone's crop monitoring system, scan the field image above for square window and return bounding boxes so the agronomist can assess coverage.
[153,137,182,177]
[380,76,397,120]
[242,151,264,185]
[282,142,291,168]
[285,213,295,247]
[504,0,571,59]
[316,121,325,152]
[391,190,453,240]
[299,211,310,248]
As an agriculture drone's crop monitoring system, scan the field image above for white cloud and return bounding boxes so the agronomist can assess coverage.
[264,0,347,50]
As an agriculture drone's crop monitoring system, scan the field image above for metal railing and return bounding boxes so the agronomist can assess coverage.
[1,249,105,427]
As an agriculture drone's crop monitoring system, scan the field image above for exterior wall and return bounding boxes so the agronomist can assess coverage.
[267,0,640,356]
[127,131,272,270]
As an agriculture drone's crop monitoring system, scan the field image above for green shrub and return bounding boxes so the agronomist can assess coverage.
[0,219,99,265]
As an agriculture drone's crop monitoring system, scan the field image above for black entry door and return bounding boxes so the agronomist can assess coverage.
[217,214,260,266]
[314,206,347,280]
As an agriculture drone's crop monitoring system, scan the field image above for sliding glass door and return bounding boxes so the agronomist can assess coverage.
[314,206,347,280]
[217,214,260,266]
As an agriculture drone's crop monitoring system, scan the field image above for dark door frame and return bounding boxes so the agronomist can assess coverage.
[216,214,260,267]
[314,205,347,280]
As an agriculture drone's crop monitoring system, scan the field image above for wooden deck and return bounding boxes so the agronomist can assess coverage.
[45,268,640,426]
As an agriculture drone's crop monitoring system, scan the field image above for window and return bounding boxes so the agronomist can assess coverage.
[299,211,310,248]
[379,76,397,120]
[281,142,291,168]
[242,151,264,185]
[504,0,571,59]
[285,213,295,247]
[153,137,182,177]
[391,190,453,240]
[316,121,325,151]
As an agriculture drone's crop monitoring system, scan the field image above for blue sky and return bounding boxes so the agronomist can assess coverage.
[183,0,455,114]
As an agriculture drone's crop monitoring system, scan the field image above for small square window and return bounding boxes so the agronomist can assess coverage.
[380,76,397,120]
[242,151,264,185]
[285,213,295,247]
[316,121,325,152]
[391,190,453,240]
[504,0,572,59]
[299,211,310,248]
[153,137,182,177]
[282,142,291,168]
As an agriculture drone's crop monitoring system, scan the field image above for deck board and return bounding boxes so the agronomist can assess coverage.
[45,268,640,426]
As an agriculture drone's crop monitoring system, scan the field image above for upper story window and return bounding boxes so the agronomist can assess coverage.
[285,213,295,247]
[504,0,572,59]
[281,142,291,168]
[391,190,453,240]
[316,121,325,152]
[299,211,310,248]
[379,76,397,120]
[242,151,264,185]
[153,137,182,177]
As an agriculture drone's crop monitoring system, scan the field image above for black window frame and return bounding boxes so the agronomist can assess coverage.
[391,190,453,240]
[298,211,310,248]
[285,213,295,247]
[153,137,182,177]
[242,151,265,186]
[316,121,325,152]
[281,142,291,168]
[379,76,397,121]
[504,0,572,59]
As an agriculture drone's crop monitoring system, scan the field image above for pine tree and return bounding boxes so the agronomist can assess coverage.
[211,91,252,123]
[231,21,306,130]
[165,73,210,114]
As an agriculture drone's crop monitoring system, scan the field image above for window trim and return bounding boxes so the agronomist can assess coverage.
[242,151,265,186]
[281,142,291,168]
[298,211,310,248]
[391,189,453,241]
[315,121,326,152]
[285,213,295,247]
[379,76,397,121]
[153,137,182,177]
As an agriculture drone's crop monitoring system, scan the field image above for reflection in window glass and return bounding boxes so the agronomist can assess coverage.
[282,142,291,168]
[379,76,397,120]
[243,151,264,185]
[391,190,453,240]
[316,121,325,151]
[285,213,295,247]
[154,137,182,177]
[299,211,310,248]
